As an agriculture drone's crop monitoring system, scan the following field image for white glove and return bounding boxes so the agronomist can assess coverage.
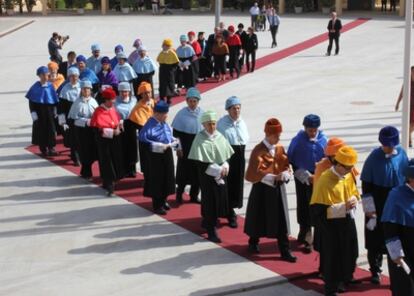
[86,119,91,127]
[102,128,114,139]
[261,174,276,187]
[151,142,168,153]
[280,171,292,183]
[58,114,66,125]
[366,216,377,231]
[31,112,38,122]
[206,163,222,178]
[63,124,69,131]
[294,169,312,185]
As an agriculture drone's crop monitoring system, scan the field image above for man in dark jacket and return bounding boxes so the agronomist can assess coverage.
[326,12,342,56]
[236,23,247,71]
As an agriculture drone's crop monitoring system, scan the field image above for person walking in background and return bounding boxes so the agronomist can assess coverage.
[390,0,396,11]
[226,26,242,79]
[381,0,387,11]
[236,23,247,72]
[212,34,229,82]
[326,12,342,56]
[268,7,280,48]
[360,126,408,285]
[244,27,258,73]
[151,0,159,14]
[249,2,260,31]
[288,114,328,254]
[395,66,414,147]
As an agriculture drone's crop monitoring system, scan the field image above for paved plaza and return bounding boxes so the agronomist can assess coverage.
[0,13,410,295]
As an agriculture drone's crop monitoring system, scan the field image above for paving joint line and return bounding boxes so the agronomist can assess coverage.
[0,19,35,38]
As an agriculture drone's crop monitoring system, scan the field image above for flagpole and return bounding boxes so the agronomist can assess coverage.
[215,0,221,28]
[401,0,413,150]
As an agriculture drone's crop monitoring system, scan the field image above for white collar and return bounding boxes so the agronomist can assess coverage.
[406,184,414,192]
[384,148,398,158]
[204,130,217,140]
[331,166,345,180]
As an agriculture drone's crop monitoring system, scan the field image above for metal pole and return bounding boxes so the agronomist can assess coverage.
[215,0,221,28]
[401,0,413,150]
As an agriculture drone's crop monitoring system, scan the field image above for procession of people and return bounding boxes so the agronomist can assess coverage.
[23,14,414,296]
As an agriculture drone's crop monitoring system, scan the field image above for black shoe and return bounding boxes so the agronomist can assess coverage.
[125,172,136,178]
[107,185,114,197]
[345,278,361,285]
[154,207,167,215]
[303,243,312,254]
[248,243,260,254]
[190,196,200,203]
[370,272,381,285]
[281,250,297,263]
[207,228,221,243]
[176,193,183,204]
[163,201,171,211]
[228,216,238,228]
[48,147,58,156]
[40,148,47,157]
[337,282,346,293]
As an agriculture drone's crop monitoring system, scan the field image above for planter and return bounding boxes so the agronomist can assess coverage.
[121,7,130,13]
[77,8,85,13]
[322,6,330,14]
[294,6,303,13]
[6,8,15,15]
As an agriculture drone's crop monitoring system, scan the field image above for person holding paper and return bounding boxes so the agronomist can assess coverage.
[310,146,360,296]
[360,126,409,284]
[115,82,138,178]
[157,38,179,104]
[57,67,81,164]
[129,82,155,176]
[217,96,249,228]
[176,34,196,93]
[139,101,177,215]
[244,118,296,262]
[189,110,234,243]
[171,87,203,205]
[67,79,98,179]
[288,114,328,253]
[26,66,59,157]
[382,160,414,296]
[90,88,124,196]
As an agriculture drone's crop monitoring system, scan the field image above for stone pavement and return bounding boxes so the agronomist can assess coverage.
[0,13,408,295]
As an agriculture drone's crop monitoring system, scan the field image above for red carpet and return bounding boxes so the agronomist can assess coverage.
[27,18,392,295]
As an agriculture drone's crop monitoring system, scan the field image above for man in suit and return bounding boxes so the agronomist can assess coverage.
[59,51,77,79]
[326,12,342,56]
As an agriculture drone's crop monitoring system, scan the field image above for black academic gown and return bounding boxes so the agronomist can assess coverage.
[227,145,245,209]
[196,161,229,228]
[293,173,313,229]
[95,131,124,188]
[120,119,138,176]
[177,57,196,89]
[57,98,74,148]
[71,122,97,178]
[310,204,359,293]
[384,222,414,296]
[173,129,200,198]
[362,181,392,253]
[133,71,155,98]
[142,145,175,209]
[29,101,57,151]
[158,63,177,99]
[244,182,288,247]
